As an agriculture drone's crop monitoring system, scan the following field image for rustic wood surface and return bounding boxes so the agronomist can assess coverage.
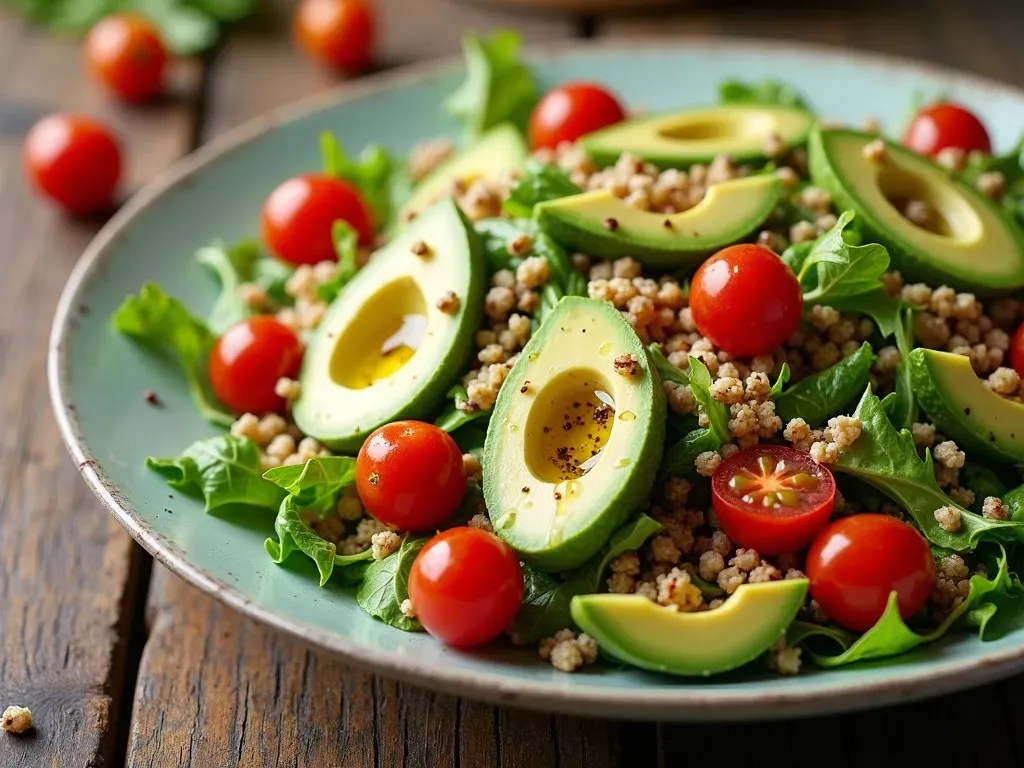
[3,0,1024,765]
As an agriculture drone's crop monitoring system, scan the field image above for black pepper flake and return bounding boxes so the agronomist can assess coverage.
[603,217,619,231]
[989,432,997,443]
[520,385,529,393]
[369,471,380,486]
[663,218,673,229]
[964,407,972,416]
[144,390,160,406]
[521,486,530,493]
[554,492,563,500]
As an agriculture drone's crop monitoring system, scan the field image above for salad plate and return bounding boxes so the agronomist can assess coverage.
[49,37,1024,720]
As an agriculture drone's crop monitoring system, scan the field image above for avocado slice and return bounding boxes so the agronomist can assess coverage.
[570,580,808,677]
[809,128,1024,294]
[483,297,665,571]
[401,123,528,221]
[535,175,780,267]
[581,104,814,169]
[294,198,485,451]
[910,348,1024,463]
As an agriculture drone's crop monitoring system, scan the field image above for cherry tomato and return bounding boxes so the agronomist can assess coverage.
[84,13,168,103]
[528,82,627,151]
[408,527,523,646]
[711,445,836,555]
[208,316,304,415]
[806,514,935,632]
[1010,322,1024,378]
[356,421,467,530]
[261,173,374,265]
[293,0,375,74]
[902,102,991,157]
[689,244,803,358]
[23,114,122,215]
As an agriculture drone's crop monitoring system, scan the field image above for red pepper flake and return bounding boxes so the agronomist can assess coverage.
[144,390,160,406]
[603,217,619,231]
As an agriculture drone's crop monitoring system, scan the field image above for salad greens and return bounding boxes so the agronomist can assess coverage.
[263,455,358,512]
[881,303,918,430]
[503,160,582,218]
[775,342,875,427]
[356,536,426,631]
[321,132,397,230]
[197,239,293,333]
[316,221,361,304]
[687,355,731,444]
[718,79,811,111]
[797,211,891,303]
[434,385,489,433]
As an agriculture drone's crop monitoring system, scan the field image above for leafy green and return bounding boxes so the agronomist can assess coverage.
[147,435,284,514]
[434,386,489,433]
[770,364,791,397]
[445,31,537,138]
[1005,484,1024,523]
[648,343,688,387]
[798,212,891,303]
[321,132,396,230]
[195,239,261,334]
[961,464,1008,515]
[263,456,358,513]
[315,221,361,304]
[834,389,1024,549]
[775,343,875,427]
[781,240,814,275]
[475,218,586,299]
[503,160,581,218]
[829,289,909,340]
[112,282,233,426]
[718,79,811,111]
[476,218,529,273]
[882,304,918,430]
[659,428,722,481]
[356,536,427,631]
[687,355,730,444]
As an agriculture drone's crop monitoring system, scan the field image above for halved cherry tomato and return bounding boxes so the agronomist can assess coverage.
[1010,322,1024,378]
[528,82,626,150]
[208,316,304,415]
[902,102,991,157]
[806,514,935,632]
[356,421,467,530]
[23,114,123,215]
[711,445,836,555]
[85,13,168,103]
[293,0,375,74]
[689,243,803,358]
[408,527,523,647]
[261,172,374,265]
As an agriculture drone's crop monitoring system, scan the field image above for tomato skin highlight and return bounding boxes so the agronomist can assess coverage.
[529,82,627,150]
[261,172,374,265]
[85,13,168,103]
[1011,322,1024,378]
[408,527,523,647]
[689,244,803,359]
[356,422,467,531]
[902,102,991,157]
[711,445,836,555]
[806,514,935,633]
[293,0,375,74]
[23,114,123,215]
[208,316,304,415]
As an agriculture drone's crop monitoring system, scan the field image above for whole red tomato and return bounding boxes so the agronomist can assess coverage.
[408,527,523,647]
[689,243,803,358]
[85,13,168,103]
[902,102,991,157]
[209,316,304,415]
[529,82,627,150]
[293,0,376,74]
[806,514,935,632]
[356,421,467,530]
[23,114,123,215]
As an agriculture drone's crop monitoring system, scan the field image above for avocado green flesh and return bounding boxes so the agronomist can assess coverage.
[535,175,780,267]
[294,198,485,452]
[570,580,808,677]
[808,128,1024,294]
[910,348,1024,463]
[401,124,528,221]
[582,104,814,168]
[483,297,666,572]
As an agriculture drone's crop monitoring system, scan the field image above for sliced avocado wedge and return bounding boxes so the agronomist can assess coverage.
[483,297,665,572]
[910,348,1024,463]
[809,128,1024,294]
[401,124,528,222]
[571,580,808,677]
[535,175,780,267]
[581,104,814,169]
[294,198,485,451]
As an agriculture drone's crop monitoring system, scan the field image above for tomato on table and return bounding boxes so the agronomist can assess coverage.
[902,102,991,157]
[208,316,304,415]
[84,13,168,103]
[408,527,523,647]
[356,421,467,530]
[711,445,836,555]
[806,514,935,632]
[23,114,123,216]
[1010,322,1024,377]
[261,172,374,265]
[689,243,803,358]
[528,82,627,150]
[293,0,376,74]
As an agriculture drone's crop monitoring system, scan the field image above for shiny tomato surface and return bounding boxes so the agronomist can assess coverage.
[85,13,167,103]
[293,0,375,74]
[902,102,991,157]
[208,316,304,415]
[528,82,626,150]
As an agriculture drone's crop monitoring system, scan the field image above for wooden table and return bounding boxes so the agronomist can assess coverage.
[3,0,1024,765]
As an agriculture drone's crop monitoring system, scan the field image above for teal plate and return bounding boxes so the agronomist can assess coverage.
[49,39,1024,721]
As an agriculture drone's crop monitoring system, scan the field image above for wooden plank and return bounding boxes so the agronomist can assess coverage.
[0,13,200,768]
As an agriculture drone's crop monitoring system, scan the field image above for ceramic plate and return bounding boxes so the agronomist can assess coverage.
[49,38,1024,721]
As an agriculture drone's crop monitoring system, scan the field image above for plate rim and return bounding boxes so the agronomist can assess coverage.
[47,35,1024,720]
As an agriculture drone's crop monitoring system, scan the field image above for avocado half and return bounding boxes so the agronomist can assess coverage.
[570,580,808,677]
[581,104,815,168]
[808,127,1024,294]
[535,175,781,268]
[483,297,666,572]
[293,198,485,452]
[910,348,1024,463]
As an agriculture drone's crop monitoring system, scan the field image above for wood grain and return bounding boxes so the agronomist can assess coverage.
[0,16,200,768]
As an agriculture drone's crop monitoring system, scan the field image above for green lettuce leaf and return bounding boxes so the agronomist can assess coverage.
[881,303,918,430]
[770,363,791,396]
[659,427,721,481]
[828,289,909,340]
[434,385,489,433]
[356,536,427,631]
[476,218,530,274]
[687,355,730,444]
[718,79,811,111]
[321,132,396,230]
[503,160,581,218]
[263,455,358,514]
[196,239,293,332]
[112,282,233,426]
[315,221,361,304]
[648,343,688,387]
[798,211,891,303]
[775,342,875,426]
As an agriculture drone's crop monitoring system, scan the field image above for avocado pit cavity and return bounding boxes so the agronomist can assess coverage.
[876,165,982,240]
[658,111,775,143]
